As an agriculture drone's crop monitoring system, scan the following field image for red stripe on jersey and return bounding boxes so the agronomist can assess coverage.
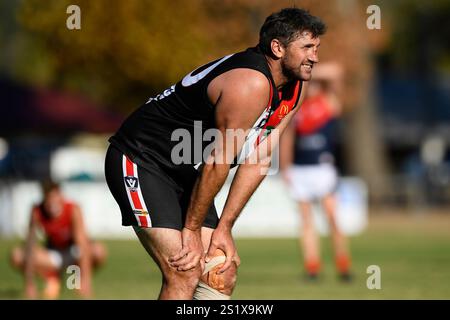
[126,157,134,176]
[130,191,143,210]
[138,215,148,228]
[264,80,301,128]
[255,81,301,146]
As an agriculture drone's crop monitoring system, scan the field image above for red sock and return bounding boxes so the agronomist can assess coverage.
[305,259,321,275]
[335,254,351,274]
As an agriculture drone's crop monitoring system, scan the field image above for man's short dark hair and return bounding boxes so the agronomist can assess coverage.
[41,179,60,196]
[258,8,326,57]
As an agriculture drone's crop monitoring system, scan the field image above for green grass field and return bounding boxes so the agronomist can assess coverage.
[1,212,450,300]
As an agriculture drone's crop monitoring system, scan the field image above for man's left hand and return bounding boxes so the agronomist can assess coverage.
[206,225,240,274]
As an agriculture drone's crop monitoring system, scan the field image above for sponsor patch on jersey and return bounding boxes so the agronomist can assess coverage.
[124,176,139,190]
[278,104,290,119]
[134,210,149,216]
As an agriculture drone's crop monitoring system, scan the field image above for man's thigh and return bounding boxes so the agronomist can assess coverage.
[134,227,213,261]
[33,247,61,271]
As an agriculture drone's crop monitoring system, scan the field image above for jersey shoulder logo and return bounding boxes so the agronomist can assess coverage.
[181,54,234,87]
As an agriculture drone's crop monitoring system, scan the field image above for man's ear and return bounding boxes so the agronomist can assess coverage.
[270,39,285,59]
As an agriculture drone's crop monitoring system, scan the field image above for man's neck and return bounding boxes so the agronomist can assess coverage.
[265,55,289,89]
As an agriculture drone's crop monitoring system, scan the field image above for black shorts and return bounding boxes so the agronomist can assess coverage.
[104,144,219,230]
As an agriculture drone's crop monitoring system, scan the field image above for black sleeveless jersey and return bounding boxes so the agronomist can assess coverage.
[109,46,303,185]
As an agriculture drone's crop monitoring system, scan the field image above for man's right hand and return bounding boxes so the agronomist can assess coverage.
[169,227,204,271]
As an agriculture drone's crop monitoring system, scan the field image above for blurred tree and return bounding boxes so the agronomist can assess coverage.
[17,0,236,112]
[15,0,280,113]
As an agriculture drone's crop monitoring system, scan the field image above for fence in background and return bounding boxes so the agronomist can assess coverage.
[0,174,368,239]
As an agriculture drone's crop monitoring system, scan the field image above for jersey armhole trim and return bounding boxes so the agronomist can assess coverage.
[293,81,303,110]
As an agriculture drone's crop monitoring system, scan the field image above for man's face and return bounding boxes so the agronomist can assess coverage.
[280,31,320,81]
[43,189,64,218]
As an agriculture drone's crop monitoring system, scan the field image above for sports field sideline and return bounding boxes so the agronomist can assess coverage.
[1,211,449,300]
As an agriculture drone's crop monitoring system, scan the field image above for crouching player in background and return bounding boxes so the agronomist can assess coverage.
[10,180,107,299]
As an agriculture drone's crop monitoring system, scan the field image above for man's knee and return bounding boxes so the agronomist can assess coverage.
[196,250,238,298]
[205,263,237,295]
[163,262,202,291]
[91,242,108,268]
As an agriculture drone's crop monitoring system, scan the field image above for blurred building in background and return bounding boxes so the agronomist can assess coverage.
[374,1,450,207]
[0,77,123,179]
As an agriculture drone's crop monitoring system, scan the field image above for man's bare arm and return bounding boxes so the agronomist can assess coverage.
[207,82,308,272]
[220,82,307,228]
[184,69,270,231]
[169,69,270,271]
[279,116,296,172]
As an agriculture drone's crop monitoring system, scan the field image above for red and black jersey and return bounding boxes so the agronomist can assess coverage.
[293,94,338,165]
[34,202,74,250]
[109,46,302,185]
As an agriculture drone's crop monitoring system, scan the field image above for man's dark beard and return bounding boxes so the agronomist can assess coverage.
[281,57,301,82]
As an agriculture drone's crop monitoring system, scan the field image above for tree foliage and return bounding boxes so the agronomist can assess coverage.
[17,0,239,111]
[15,0,380,113]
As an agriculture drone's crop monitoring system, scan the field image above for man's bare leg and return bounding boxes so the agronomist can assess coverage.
[10,246,61,298]
[322,194,351,276]
[90,242,108,269]
[133,227,202,300]
[10,246,58,273]
[299,201,321,277]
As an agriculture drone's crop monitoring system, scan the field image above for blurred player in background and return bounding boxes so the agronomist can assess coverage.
[9,180,107,299]
[280,62,352,281]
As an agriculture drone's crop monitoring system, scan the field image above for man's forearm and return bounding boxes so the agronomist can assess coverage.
[185,162,230,230]
[219,161,269,229]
